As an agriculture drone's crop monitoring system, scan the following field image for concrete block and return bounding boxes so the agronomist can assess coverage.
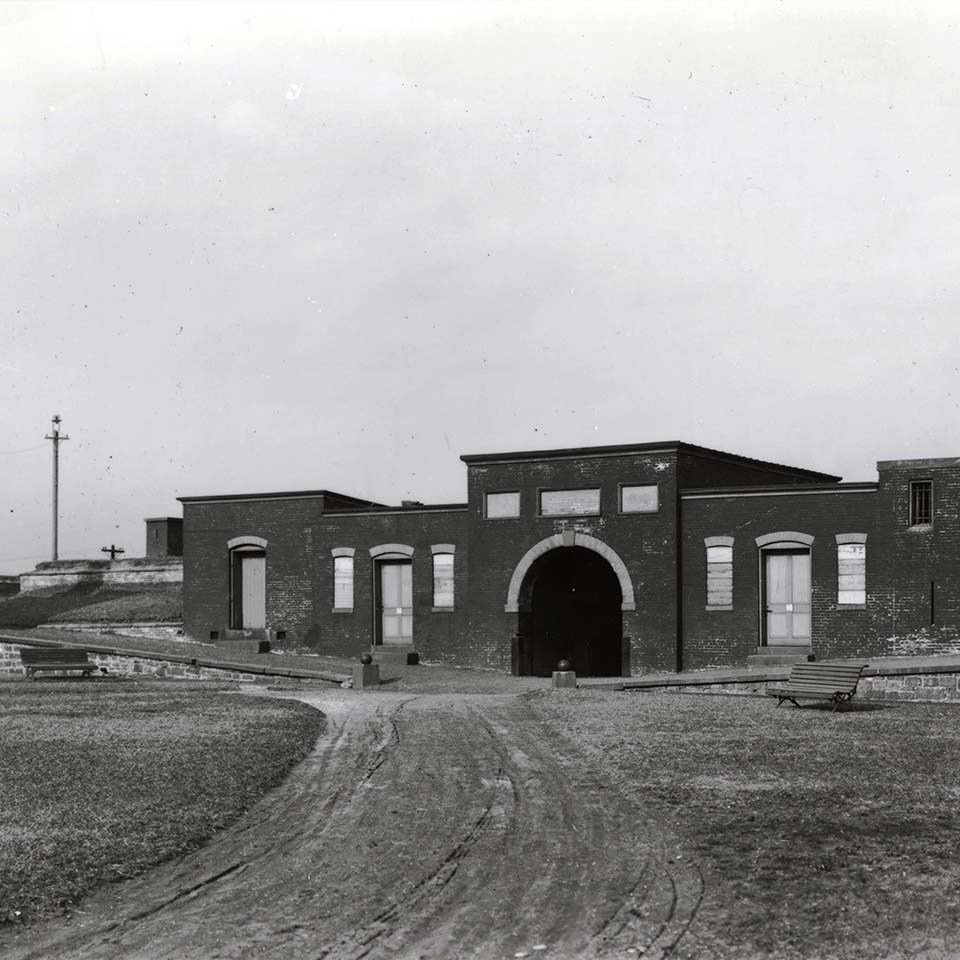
[552,670,577,689]
[352,662,380,689]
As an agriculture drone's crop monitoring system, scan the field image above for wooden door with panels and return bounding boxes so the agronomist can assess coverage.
[764,549,811,646]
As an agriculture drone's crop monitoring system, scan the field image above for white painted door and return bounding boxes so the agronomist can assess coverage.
[380,562,413,644]
[765,551,811,645]
[241,554,266,629]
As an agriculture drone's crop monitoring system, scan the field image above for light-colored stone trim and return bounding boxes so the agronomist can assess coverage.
[835,533,868,545]
[755,531,814,548]
[227,536,267,550]
[704,535,735,548]
[504,532,636,612]
[330,547,356,558]
[369,543,415,558]
[430,543,456,555]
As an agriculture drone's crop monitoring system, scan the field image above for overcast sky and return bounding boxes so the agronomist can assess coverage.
[2,1,958,573]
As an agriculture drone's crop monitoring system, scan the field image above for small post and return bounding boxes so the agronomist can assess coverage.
[552,658,577,689]
[352,653,380,689]
[511,631,522,676]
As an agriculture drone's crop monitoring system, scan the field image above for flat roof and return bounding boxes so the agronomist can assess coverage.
[461,440,841,482]
[178,489,386,506]
[876,457,960,470]
[682,481,878,500]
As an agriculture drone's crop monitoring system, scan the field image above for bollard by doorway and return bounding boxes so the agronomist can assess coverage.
[552,659,577,689]
[352,653,380,689]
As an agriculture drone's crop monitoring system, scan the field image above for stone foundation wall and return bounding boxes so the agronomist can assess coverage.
[652,672,960,703]
[0,641,257,682]
[39,623,184,642]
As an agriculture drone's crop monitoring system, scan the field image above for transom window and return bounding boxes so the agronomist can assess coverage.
[486,491,520,519]
[910,480,932,526]
[539,488,600,517]
[620,484,659,514]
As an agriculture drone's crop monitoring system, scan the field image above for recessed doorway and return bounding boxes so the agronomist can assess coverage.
[376,559,413,645]
[763,549,811,646]
[518,546,623,676]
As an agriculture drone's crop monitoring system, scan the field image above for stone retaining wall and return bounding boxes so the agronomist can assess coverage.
[0,641,257,682]
[39,622,184,642]
[654,673,960,703]
[21,559,182,592]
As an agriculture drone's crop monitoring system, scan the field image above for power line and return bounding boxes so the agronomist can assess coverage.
[0,443,47,455]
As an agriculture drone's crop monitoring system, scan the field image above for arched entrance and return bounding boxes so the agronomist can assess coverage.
[517,546,624,677]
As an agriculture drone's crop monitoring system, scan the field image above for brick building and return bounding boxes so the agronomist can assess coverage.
[178,442,960,675]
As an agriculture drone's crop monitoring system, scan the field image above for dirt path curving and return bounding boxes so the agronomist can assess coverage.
[3,688,720,960]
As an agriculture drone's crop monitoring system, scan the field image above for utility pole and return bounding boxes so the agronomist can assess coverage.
[101,545,125,561]
[44,414,69,561]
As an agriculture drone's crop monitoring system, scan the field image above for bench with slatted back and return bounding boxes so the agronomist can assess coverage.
[20,647,97,679]
[767,661,868,711]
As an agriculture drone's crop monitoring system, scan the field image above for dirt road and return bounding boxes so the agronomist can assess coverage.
[5,688,718,960]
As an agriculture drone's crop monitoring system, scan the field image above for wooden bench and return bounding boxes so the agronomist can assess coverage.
[20,647,98,679]
[767,661,868,711]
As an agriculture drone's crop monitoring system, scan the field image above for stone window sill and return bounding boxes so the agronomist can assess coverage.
[837,603,867,610]
[432,606,456,613]
[705,605,733,611]
[331,607,354,614]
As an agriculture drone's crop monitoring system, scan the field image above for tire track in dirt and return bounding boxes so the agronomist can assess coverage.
[410,699,706,960]
[2,688,716,960]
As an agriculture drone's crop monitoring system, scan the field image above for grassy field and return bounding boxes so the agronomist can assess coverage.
[0,682,322,925]
[529,690,960,959]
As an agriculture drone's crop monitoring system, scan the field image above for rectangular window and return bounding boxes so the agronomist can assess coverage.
[333,556,354,609]
[837,543,866,605]
[432,553,454,608]
[540,488,601,517]
[621,484,659,514]
[910,480,932,526]
[706,545,733,608]
[485,491,520,518]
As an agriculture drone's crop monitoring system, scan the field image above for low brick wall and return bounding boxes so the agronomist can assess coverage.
[0,641,257,682]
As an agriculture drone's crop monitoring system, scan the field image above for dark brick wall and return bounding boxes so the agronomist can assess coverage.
[681,490,880,669]
[680,458,960,668]
[872,459,960,657]
[182,497,471,661]
[182,450,960,675]
[183,450,687,672]
[464,451,681,674]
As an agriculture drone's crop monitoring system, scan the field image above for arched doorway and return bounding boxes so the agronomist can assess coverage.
[518,546,623,677]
